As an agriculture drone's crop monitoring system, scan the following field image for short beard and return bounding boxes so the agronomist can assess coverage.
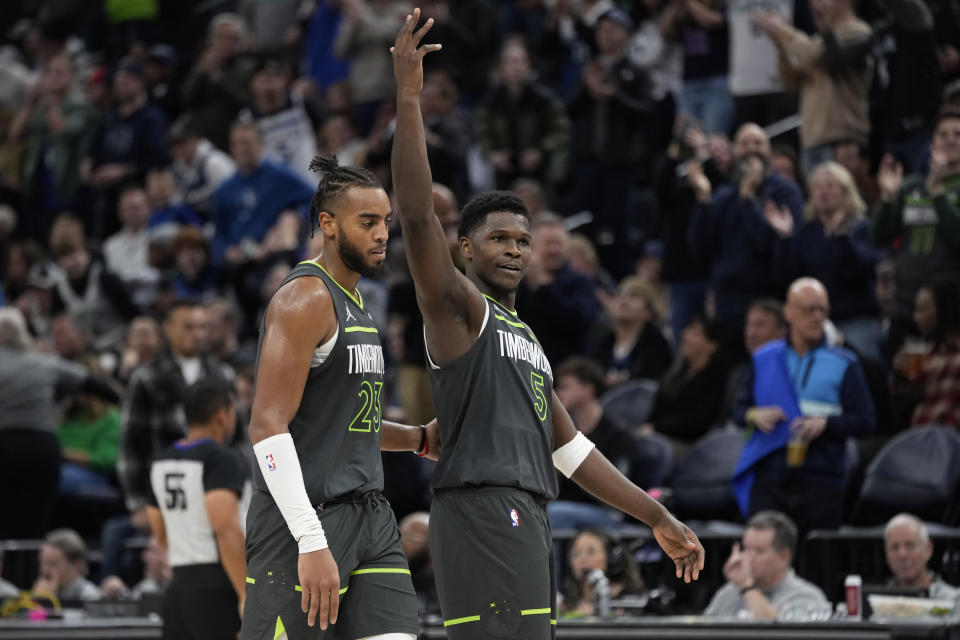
[338,232,384,279]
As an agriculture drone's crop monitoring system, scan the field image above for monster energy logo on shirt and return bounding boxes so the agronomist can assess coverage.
[496,330,553,378]
[347,344,385,375]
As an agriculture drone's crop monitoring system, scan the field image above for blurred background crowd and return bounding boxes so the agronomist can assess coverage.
[1,0,960,622]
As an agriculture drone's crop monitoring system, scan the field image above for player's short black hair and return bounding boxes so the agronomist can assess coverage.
[184,378,235,426]
[308,153,384,237]
[457,190,530,239]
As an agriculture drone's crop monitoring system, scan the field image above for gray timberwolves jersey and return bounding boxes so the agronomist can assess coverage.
[251,260,386,505]
[427,294,558,499]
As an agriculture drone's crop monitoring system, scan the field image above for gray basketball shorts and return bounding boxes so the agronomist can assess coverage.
[242,491,419,640]
[430,487,556,640]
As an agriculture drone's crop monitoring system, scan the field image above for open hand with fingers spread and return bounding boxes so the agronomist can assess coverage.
[391,8,443,100]
[651,511,705,583]
[763,199,794,237]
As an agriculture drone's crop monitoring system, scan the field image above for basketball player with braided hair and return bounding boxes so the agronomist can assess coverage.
[242,153,438,640]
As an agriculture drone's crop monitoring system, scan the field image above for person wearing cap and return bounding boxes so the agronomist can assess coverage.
[568,7,654,279]
[83,58,170,238]
[145,44,180,120]
[167,116,236,218]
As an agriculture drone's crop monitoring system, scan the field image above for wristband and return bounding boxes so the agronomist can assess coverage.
[740,584,760,596]
[552,431,595,477]
[416,424,426,453]
[253,433,327,553]
[416,425,429,458]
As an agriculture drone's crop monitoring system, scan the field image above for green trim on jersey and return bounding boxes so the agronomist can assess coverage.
[274,616,285,640]
[494,313,525,329]
[344,326,378,334]
[297,260,365,310]
[482,293,518,316]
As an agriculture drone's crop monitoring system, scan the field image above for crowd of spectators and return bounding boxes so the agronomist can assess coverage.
[1,0,960,620]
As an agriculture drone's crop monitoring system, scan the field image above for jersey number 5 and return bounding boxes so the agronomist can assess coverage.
[349,380,384,432]
[164,473,187,510]
[531,371,548,422]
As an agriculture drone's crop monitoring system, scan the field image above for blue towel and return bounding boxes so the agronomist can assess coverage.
[732,340,802,517]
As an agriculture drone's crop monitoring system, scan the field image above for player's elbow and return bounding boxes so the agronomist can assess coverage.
[248,411,287,444]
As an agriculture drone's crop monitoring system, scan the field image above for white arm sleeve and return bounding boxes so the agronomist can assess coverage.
[552,431,596,478]
[253,433,327,553]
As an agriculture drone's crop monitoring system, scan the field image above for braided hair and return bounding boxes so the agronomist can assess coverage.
[308,154,384,237]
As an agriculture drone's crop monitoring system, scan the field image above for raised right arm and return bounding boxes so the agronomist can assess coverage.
[390,10,487,365]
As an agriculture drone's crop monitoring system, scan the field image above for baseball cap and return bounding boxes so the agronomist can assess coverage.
[598,8,635,32]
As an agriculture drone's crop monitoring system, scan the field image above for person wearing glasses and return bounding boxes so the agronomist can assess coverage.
[732,278,876,535]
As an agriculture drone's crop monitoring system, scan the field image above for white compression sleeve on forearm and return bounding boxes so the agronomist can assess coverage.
[552,431,596,478]
[253,433,327,553]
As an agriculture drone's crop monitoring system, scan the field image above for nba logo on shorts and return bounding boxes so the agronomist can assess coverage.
[265,454,277,472]
[510,508,519,527]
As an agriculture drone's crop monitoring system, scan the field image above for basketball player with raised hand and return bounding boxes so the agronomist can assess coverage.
[242,154,437,640]
[391,11,705,638]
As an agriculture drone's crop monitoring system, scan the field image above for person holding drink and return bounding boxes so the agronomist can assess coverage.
[731,278,876,535]
[895,277,960,429]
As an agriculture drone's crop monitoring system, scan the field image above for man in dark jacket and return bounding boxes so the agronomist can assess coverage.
[688,123,804,349]
[474,38,570,191]
[568,8,654,277]
[733,278,875,535]
[517,214,600,366]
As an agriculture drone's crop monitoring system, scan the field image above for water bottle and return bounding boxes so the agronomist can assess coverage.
[586,568,611,617]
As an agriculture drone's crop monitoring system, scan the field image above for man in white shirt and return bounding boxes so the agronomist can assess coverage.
[704,511,828,618]
[103,186,158,305]
[885,513,960,601]
[727,0,797,129]
[169,117,235,218]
